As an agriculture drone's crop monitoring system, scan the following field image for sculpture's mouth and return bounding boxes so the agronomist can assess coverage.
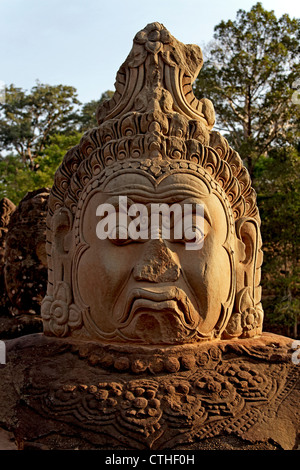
[116,286,200,332]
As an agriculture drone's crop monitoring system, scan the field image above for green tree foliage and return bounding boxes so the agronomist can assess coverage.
[0,153,29,204]
[256,146,300,337]
[0,83,114,204]
[77,90,114,132]
[0,133,82,204]
[194,2,300,179]
[0,82,80,166]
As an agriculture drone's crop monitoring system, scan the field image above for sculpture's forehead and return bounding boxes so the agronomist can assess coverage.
[80,171,231,237]
[102,171,211,196]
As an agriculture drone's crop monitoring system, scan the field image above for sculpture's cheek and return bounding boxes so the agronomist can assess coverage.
[77,240,139,334]
[178,237,233,336]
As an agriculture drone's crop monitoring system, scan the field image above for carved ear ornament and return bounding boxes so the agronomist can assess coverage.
[224,287,263,339]
[41,281,83,337]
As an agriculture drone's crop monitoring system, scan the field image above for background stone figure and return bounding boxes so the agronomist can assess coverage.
[0,189,49,338]
[0,23,298,451]
[4,188,49,316]
[0,197,15,311]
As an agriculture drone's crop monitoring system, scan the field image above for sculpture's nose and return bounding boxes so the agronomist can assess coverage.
[133,238,180,283]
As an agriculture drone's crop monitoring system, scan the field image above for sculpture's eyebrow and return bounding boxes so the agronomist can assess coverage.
[102,194,211,226]
[104,183,210,201]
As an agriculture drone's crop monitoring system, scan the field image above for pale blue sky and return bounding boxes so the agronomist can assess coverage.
[1,0,299,104]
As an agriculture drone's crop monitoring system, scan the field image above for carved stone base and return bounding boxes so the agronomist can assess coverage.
[0,333,299,450]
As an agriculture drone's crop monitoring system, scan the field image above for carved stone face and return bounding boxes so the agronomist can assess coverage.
[42,23,263,343]
[75,171,235,344]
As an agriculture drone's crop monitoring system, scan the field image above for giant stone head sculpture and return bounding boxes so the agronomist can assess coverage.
[41,23,263,345]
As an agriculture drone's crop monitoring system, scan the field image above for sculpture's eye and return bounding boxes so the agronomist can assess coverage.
[109,224,130,245]
[183,223,205,246]
[109,210,149,245]
[169,210,209,247]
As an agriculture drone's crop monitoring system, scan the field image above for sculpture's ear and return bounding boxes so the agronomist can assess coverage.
[235,217,258,299]
[224,217,263,339]
[51,208,73,285]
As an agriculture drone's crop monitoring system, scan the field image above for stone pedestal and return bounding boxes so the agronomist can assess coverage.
[0,332,298,450]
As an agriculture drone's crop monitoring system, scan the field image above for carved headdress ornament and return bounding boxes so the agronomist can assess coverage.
[49,22,258,219]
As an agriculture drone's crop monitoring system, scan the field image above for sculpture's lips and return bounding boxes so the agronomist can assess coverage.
[117,286,199,329]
